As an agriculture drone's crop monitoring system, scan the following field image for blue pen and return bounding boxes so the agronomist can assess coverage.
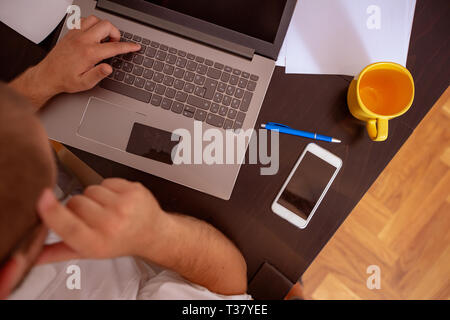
[261,122,341,143]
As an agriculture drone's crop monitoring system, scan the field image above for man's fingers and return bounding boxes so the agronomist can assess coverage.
[66,194,106,227]
[95,41,140,61]
[80,15,100,31]
[36,189,97,254]
[36,242,81,265]
[85,19,121,42]
[80,63,112,90]
[101,178,135,194]
[84,185,117,207]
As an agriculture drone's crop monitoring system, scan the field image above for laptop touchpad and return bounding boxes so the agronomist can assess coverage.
[78,97,143,151]
[78,97,180,165]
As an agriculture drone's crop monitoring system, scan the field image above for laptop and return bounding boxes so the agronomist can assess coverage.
[40,0,296,200]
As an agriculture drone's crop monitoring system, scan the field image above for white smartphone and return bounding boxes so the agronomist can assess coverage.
[272,143,342,229]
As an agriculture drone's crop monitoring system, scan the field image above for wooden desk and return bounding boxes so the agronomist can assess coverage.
[1,0,448,299]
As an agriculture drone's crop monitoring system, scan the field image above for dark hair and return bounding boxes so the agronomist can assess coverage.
[0,83,54,265]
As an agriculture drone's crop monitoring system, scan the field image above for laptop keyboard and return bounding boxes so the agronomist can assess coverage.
[100,30,259,130]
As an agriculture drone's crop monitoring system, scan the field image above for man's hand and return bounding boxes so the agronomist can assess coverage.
[36,178,168,263]
[9,16,140,109]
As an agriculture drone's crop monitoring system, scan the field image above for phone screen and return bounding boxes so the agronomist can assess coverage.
[277,152,337,220]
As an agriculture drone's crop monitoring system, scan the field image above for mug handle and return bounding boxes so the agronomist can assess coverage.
[366,119,388,141]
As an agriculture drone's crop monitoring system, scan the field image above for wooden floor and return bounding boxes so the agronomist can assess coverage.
[302,87,450,300]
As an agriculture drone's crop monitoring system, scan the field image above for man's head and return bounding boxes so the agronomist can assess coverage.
[0,83,56,298]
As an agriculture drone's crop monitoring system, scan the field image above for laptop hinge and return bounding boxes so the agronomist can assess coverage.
[96,0,255,60]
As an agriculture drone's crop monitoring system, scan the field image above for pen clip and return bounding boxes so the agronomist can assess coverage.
[266,122,291,129]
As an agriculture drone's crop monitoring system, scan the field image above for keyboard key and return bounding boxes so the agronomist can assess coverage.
[194,86,206,97]
[213,92,223,103]
[221,72,230,83]
[250,74,259,81]
[132,35,142,42]
[224,66,232,73]
[206,113,225,128]
[238,78,248,89]
[187,53,195,60]
[144,80,156,92]
[235,88,244,99]
[232,69,241,76]
[183,105,196,118]
[169,47,177,54]
[123,52,133,61]
[132,65,144,76]
[187,95,211,110]
[174,68,185,79]
[156,51,167,61]
[194,109,207,121]
[217,82,227,93]
[194,75,205,86]
[155,84,166,95]
[197,64,207,75]
[143,69,154,80]
[226,85,235,96]
[219,105,228,116]
[161,98,172,110]
[231,98,240,109]
[175,91,188,102]
[171,102,184,114]
[176,57,187,68]
[205,59,213,66]
[145,47,157,58]
[166,54,177,65]
[177,50,186,57]
[210,103,220,113]
[142,38,150,45]
[101,78,151,103]
[184,82,195,93]
[174,79,185,90]
[151,41,160,48]
[113,70,125,81]
[186,60,198,71]
[229,75,239,85]
[207,67,221,80]
[124,74,135,85]
[163,75,174,86]
[153,61,164,72]
[112,58,123,69]
[242,72,250,79]
[165,87,176,99]
[240,91,253,111]
[150,94,162,107]
[223,119,233,129]
[228,108,237,119]
[143,57,154,68]
[214,62,224,70]
[160,44,168,51]
[134,77,145,88]
[234,111,246,129]
[247,81,257,92]
[222,95,231,106]
[195,56,205,63]
[153,72,164,83]
[138,45,146,55]
[184,71,195,82]
[123,62,133,72]
[204,78,218,99]
[163,64,174,75]
[124,32,132,39]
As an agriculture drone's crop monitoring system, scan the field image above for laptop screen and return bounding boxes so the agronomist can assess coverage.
[143,0,288,43]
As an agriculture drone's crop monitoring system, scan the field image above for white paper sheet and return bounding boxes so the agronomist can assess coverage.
[0,0,73,44]
[284,0,416,76]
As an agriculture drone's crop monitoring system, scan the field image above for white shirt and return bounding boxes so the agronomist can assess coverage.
[9,233,252,300]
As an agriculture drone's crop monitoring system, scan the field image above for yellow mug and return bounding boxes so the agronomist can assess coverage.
[347,62,415,141]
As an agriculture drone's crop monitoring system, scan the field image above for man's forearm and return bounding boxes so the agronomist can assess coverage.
[9,66,57,110]
[144,213,248,295]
